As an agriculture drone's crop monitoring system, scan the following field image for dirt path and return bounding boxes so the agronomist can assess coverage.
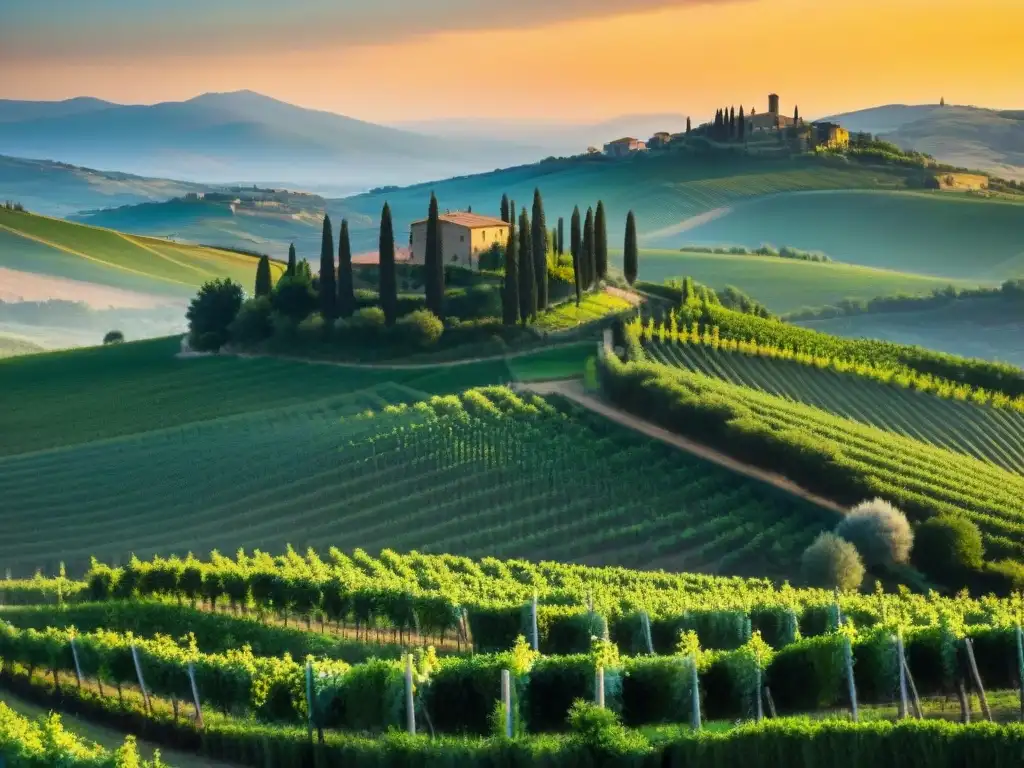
[520,379,846,515]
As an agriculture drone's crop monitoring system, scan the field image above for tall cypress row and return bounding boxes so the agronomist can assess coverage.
[583,206,595,291]
[286,243,297,276]
[557,217,564,255]
[570,206,582,303]
[594,201,608,282]
[518,208,536,323]
[378,202,397,325]
[531,188,548,310]
[318,214,337,318]
[623,211,638,286]
[254,255,272,297]
[425,192,444,317]
[502,219,519,325]
[337,219,355,317]
[500,194,510,223]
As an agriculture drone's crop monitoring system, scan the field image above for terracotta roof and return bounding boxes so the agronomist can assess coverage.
[410,211,509,229]
[606,137,638,145]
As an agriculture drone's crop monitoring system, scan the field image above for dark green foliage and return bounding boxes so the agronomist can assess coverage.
[914,514,985,577]
[583,207,595,291]
[102,330,124,345]
[394,310,443,348]
[254,255,273,298]
[766,634,846,712]
[270,272,317,321]
[531,188,548,310]
[518,209,536,322]
[570,206,582,304]
[738,106,746,141]
[557,217,564,255]
[424,193,445,317]
[686,116,691,133]
[286,243,296,276]
[337,219,355,317]
[835,499,914,567]
[524,656,600,731]
[186,278,244,351]
[466,605,523,653]
[620,656,691,726]
[566,701,648,758]
[500,193,509,223]
[594,201,608,281]
[502,227,519,325]
[378,202,397,325]
[623,210,638,285]
[229,296,273,344]
[539,608,606,655]
[318,214,338,318]
[422,655,519,735]
[801,533,865,590]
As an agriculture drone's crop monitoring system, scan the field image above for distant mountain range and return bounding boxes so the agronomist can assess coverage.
[823,104,1024,179]
[0,91,548,191]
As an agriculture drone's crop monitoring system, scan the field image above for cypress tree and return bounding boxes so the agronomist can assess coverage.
[531,188,548,310]
[729,106,736,139]
[424,192,444,317]
[794,105,800,124]
[378,202,397,325]
[557,217,564,255]
[286,243,297,276]
[623,211,638,286]
[686,116,691,134]
[517,209,536,323]
[550,227,557,256]
[318,214,337,318]
[583,206,595,291]
[502,222,519,325]
[254,255,272,297]
[500,194,509,223]
[570,206,582,299]
[738,106,746,142]
[337,219,355,317]
[594,201,608,281]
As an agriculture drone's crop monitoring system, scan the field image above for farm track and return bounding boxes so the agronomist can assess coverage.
[519,379,847,515]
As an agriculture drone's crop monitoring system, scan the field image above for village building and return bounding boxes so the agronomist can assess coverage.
[647,132,672,149]
[603,137,647,157]
[409,211,510,271]
[810,121,850,149]
[746,93,799,132]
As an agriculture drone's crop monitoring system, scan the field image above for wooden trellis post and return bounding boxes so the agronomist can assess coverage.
[964,638,992,722]
[896,634,909,719]
[641,611,654,655]
[405,653,416,735]
[305,660,315,742]
[843,635,858,722]
[689,654,701,731]
[531,593,539,652]
[69,636,83,690]
[1016,626,1024,723]
[130,644,151,714]
[595,667,605,709]
[501,669,513,738]
[187,662,204,729]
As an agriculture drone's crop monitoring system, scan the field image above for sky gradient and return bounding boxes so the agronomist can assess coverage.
[2,0,1020,123]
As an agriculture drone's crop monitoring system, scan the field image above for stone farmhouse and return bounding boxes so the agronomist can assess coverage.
[409,211,510,271]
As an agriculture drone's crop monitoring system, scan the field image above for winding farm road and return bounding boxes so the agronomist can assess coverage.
[519,378,847,516]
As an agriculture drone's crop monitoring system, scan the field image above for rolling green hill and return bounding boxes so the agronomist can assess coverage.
[0,208,285,297]
[633,249,983,313]
[0,333,43,358]
[662,190,1024,280]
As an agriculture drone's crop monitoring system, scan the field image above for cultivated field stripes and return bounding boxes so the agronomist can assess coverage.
[646,340,1024,474]
[0,388,833,579]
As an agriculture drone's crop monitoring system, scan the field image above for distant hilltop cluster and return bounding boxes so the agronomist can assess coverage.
[593,94,850,157]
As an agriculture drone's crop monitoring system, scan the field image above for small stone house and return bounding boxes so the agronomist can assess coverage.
[409,211,510,271]
[603,137,647,157]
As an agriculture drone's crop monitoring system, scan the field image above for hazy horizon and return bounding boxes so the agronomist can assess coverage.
[2,0,1019,123]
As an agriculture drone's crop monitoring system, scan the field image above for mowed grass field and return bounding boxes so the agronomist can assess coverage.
[532,292,634,332]
[629,248,982,313]
[646,339,1024,474]
[656,190,1024,280]
[0,376,833,579]
[0,209,285,296]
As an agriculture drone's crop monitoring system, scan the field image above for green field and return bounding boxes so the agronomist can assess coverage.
[0,333,43,358]
[337,156,912,253]
[0,209,285,296]
[659,190,1024,280]
[532,291,634,332]
[645,338,1024,474]
[0,379,832,578]
[632,249,982,312]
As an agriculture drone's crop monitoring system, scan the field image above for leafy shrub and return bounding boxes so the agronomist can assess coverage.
[801,532,865,590]
[913,514,984,577]
[620,656,691,726]
[102,330,124,345]
[524,655,599,731]
[228,296,273,344]
[297,312,327,342]
[395,310,443,348]
[270,273,317,320]
[836,498,914,567]
[186,278,244,351]
[566,700,649,757]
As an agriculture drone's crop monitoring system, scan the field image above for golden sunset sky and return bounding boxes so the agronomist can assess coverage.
[3,0,1019,122]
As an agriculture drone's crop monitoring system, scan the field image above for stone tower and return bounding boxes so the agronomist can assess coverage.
[768,93,780,115]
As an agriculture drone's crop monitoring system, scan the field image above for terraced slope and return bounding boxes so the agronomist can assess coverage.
[646,339,1024,474]
[0,387,833,579]
[0,209,284,296]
